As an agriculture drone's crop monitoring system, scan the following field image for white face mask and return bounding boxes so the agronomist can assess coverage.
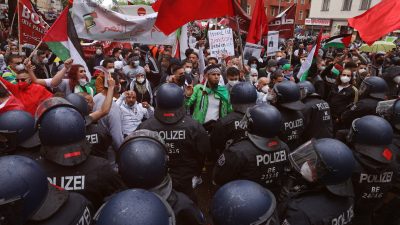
[79,78,87,86]
[393,76,400,84]
[300,162,315,182]
[136,77,145,83]
[133,61,140,67]
[270,67,277,72]
[251,76,258,84]
[340,76,351,84]
[276,57,282,61]
[300,59,306,64]
[42,58,49,64]
[250,64,257,69]
[15,64,25,71]
[119,55,123,60]
[11,51,19,55]
[228,80,238,86]
[319,66,326,71]
[358,68,367,74]
[184,68,192,74]
[261,85,270,94]
[96,49,102,55]
[107,68,115,73]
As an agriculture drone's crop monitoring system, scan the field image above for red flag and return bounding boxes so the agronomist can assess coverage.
[153,0,234,35]
[246,0,267,44]
[227,0,251,34]
[269,4,296,39]
[18,0,49,46]
[348,0,400,45]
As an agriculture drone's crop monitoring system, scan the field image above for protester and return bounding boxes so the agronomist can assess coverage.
[1,54,22,84]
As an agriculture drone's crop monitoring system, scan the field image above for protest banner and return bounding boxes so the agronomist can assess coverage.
[208,28,235,58]
[71,0,176,45]
[18,0,48,46]
[243,43,263,62]
[267,31,279,56]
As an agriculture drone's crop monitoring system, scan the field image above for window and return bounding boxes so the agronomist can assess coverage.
[271,7,276,16]
[301,0,305,4]
[299,10,303,20]
[321,0,330,11]
[359,0,371,10]
[294,0,298,3]
[246,4,251,15]
[342,0,353,11]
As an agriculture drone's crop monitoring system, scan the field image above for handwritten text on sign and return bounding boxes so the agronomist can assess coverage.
[208,28,235,57]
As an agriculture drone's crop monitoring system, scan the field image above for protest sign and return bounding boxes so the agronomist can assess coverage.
[208,28,235,57]
[18,0,48,46]
[243,43,263,62]
[267,31,279,56]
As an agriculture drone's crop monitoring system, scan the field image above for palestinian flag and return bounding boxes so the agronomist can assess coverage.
[323,34,352,49]
[297,29,323,82]
[42,7,91,78]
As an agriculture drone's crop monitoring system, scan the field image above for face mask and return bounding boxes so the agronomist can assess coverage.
[276,57,282,61]
[177,75,185,86]
[228,80,238,86]
[136,77,145,84]
[340,76,351,84]
[352,57,359,61]
[0,54,4,60]
[251,76,258,84]
[42,58,49,64]
[250,64,257,69]
[96,49,102,55]
[107,68,115,73]
[15,64,25,71]
[184,68,192,74]
[300,59,306,64]
[358,68,366,74]
[11,51,18,55]
[393,76,400,84]
[300,162,315,182]
[270,67,277,72]
[319,66,326,71]
[133,61,140,67]
[261,85,269,94]
[17,81,29,90]
[79,79,87,86]
[119,55,123,60]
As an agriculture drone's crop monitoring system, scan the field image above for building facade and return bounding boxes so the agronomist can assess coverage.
[309,0,381,35]
[240,0,311,25]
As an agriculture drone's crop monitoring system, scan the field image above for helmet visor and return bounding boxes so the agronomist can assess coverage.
[376,99,396,117]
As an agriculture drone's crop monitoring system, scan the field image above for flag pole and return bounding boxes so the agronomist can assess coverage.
[9,7,17,37]
[17,0,22,55]
[235,16,248,79]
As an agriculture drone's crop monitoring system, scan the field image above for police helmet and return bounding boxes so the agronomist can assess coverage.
[241,104,282,138]
[289,138,356,196]
[359,76,388,99]
[117,129,168,189]
[0,110,40,152]
[376,99,400,131]
[211,180,279,225]
[273,81,305,110]
[348,115,394,163]
[230,82,257,113]
[154,83,185,124]
[297,81,316,100]
[37,98,91,166]
[65,93,89,116]
[0,155,68,225]
[95,189,175,225]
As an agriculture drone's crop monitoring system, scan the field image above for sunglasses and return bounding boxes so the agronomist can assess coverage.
[15,78,28,82]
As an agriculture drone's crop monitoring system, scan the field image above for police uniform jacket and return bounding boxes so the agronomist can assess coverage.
[341,97,380,128]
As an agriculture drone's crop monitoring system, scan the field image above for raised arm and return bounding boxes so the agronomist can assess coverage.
[25,59,46,86]
[49,58,73,87]
[89,77,116,122]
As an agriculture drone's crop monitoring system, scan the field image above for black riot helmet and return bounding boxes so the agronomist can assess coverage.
[65,93,89,116]
[297,81,316,100]
[95,189,176,225]
[376,99,400,131]
[230,82,257,113]
[0,155,68,225]
[289,138,356,197]
[36,97,91,166]
[359,76,388,99]
[273,80,305,110]
[347,115,394,163]
[211,180,279,225]
[154,83,185,124]
[240,104,282,138]
[0,110,40,154]
[117,129,168,189]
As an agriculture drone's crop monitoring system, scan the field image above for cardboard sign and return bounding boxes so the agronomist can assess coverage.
[267,31,279,56]
[208,28,235,57]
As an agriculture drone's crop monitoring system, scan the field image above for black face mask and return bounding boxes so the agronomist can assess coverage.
[177,75,185,86]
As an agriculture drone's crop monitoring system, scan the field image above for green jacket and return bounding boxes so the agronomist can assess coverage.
[1,66,17,84]
[185,84,232,124]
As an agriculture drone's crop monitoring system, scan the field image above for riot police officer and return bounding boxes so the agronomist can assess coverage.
[210,82,257,154]
[213,104,291,196]
[138,83,211,200]
[280,138,356,225]
[298,81,333,142]
[0,155,93,225]
[117,129,206,225]
[346,115,397,225]
[341,76,388,128]
[271,80,306,151]
[95,189,175,225]
[35,97,125,210]
[0,110,40,157]
[211,180,280,225]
